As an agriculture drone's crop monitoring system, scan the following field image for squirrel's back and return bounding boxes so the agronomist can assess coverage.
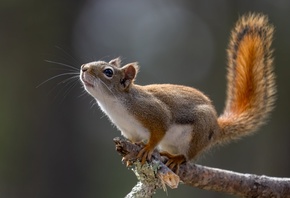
[217,13,276,143]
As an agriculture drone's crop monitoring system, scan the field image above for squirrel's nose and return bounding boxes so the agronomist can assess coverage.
[81,64,89,72]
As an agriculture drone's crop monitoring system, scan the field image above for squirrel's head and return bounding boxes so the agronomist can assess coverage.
[80,57,139,100]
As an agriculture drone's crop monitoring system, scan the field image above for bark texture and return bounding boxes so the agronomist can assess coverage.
[114,137,290,197]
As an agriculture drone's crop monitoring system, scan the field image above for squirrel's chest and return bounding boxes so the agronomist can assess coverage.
[97,100,150,142]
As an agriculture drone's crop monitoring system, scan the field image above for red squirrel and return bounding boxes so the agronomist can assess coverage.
[80,13,276,172]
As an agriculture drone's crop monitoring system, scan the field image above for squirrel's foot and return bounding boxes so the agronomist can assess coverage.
[136,145,154,165]
[122,152,136,167]
[160,152,186,174]
[120,141,147,166]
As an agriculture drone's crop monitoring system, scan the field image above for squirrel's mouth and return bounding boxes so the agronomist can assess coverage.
[83,80,94,87]
[81,72,94,87]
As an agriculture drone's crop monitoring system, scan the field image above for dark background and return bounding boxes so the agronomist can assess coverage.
[1,0,289,197]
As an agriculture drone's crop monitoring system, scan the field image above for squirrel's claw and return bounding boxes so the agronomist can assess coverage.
[137,146,154,165]
[160,152,186,174]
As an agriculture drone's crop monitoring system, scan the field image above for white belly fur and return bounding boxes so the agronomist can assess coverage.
[97,99,192,156]
[97,99,150,142]
[159,124,193,156]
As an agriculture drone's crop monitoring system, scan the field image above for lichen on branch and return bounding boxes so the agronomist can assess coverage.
[114,137,290,197]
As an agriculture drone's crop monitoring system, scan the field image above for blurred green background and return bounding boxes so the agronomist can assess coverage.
[1,0,290,197]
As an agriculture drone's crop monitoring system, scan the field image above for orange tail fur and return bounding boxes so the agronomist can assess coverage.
[217,13,276,142]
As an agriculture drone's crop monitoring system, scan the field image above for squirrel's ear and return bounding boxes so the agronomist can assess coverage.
[121,62,139,88]
[109,57,121,67]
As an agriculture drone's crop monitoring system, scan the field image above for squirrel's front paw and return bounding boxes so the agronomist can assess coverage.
[136,146,154,165]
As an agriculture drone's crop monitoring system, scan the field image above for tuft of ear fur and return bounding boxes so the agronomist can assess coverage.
[109,57,122,67]
[120,62,139,89]
[123,62,139,79]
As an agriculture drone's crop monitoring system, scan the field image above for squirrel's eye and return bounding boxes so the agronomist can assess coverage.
[103,68,114,78]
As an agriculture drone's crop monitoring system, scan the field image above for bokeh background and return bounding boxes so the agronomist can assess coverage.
[1,0,290,197]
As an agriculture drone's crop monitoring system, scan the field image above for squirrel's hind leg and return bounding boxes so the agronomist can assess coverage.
[160,151,186,174]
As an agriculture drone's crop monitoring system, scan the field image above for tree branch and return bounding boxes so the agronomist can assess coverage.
[113,137,290,197]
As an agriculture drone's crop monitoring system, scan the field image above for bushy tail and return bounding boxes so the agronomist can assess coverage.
[217,13,276,143]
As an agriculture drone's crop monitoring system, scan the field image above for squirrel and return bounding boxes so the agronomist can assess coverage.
[80,13,276,173]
